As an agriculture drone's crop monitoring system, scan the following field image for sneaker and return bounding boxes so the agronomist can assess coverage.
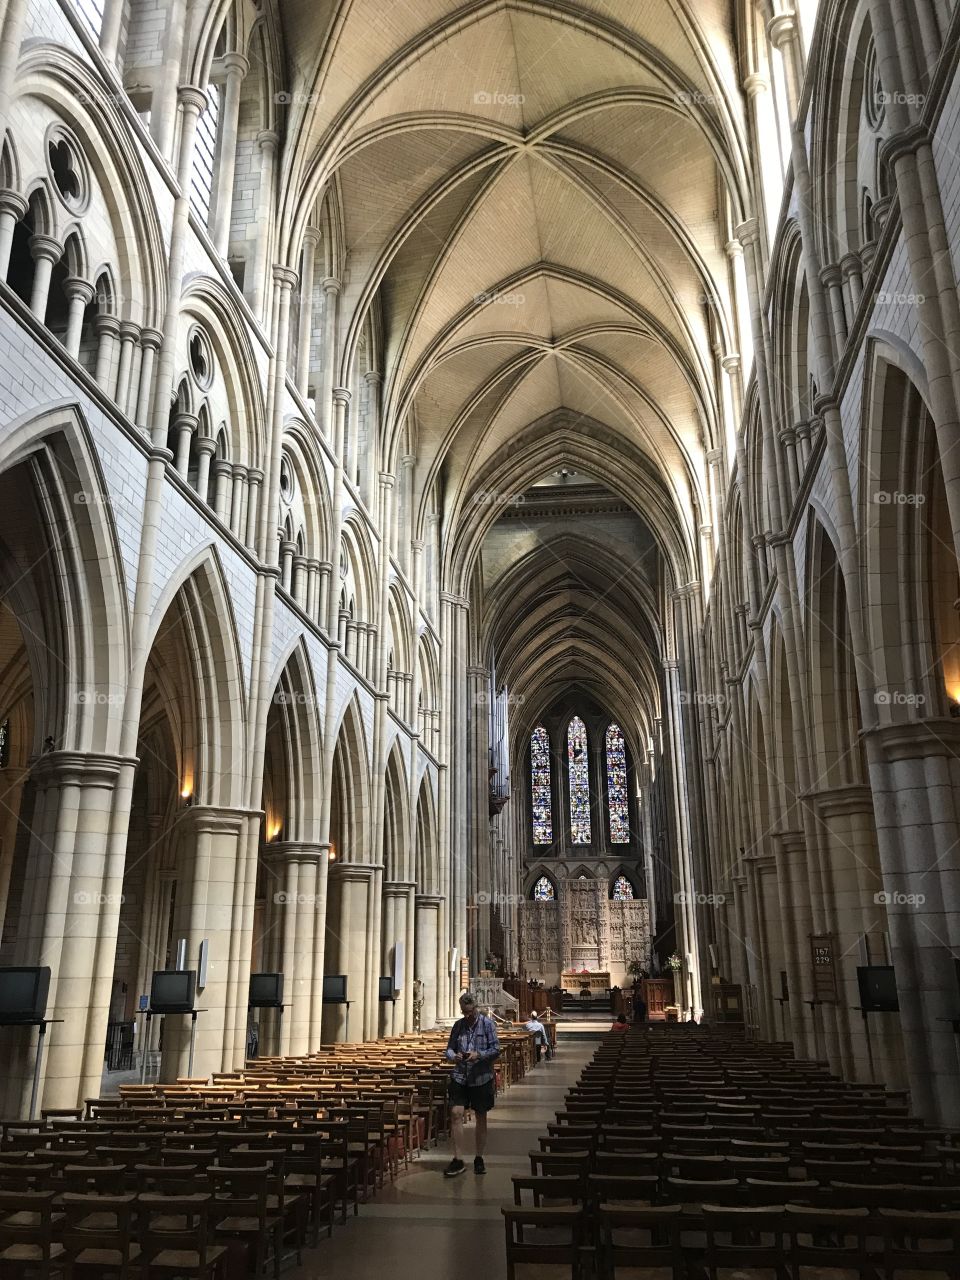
[444,1158,466,1178]
[474,1156,486,1175]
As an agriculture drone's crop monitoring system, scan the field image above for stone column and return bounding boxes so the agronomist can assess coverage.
[0,189,27,278]
[865,720,960,1123]
[263,844,322,1055]
[0,766,28,939]
[99,0,124,61]
[305,559,321,622]
[211,459,232,523]
[820,262,848,358]
[172,412,196,478]
[93,312,121,397]
[194,436,218,505]
[317,562,333,630]
[415,893,442,1029]
[319,279,341,436]
[209,52,249,254]
[229,465,248,539]
[296,228,321,398]
[381,881,415,1035]
[7,752,132,1114]
[28,234,62,322]
[250,132,279,318]
[150,0,190,161]
[62,276,94,358]
[279,541,295,594]
[134,329,162,431]
[468,664,490,964]
[244,469,263,550]
[324,862,376,1042]
[115,322,141,415]
[840,252,864,316]
[160,806,247,1081]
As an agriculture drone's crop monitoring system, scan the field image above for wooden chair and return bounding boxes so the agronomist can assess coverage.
[511,1175,583,1208]
[702,1203,787,1280]
[501,1206,589,1280]
[598,1203,684,1278]
[208,1165,282,1279]
[0,1189,64,1279]
[783,1204,873,1280]
[59,1191,139,1280]
[880,1207,960,1279]
[137,1192,228,1280]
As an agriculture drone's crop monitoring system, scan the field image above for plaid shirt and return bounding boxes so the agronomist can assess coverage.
[445,1013,500,1086]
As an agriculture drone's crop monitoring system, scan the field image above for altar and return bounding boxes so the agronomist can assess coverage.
[519,876,651,988]
[561,971,610,996]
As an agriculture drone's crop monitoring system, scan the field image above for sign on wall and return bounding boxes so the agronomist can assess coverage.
[810,934,838,1004]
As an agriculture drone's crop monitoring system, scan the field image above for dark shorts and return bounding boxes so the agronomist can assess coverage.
[448,1077,496,1114]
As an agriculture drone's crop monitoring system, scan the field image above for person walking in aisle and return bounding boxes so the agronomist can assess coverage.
[444,992,500,1177]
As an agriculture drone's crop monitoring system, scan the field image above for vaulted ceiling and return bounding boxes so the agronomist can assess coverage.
[278,0,753,736]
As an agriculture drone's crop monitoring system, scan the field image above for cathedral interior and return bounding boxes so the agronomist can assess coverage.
[1,0,960,1273]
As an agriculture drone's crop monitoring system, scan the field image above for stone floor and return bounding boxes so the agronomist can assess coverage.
[289,1036,596,1279]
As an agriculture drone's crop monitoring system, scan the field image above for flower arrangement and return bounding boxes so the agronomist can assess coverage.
[666,953,683,971]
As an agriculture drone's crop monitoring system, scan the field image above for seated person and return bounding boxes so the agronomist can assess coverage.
[524,1010,551,1061]
[611,1013,629,1033]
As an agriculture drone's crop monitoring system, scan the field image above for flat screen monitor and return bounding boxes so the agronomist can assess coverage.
[249,973,284,1009]
[0,967,51,1024]
[378,976,395,1002]
[150,970,196,1014]
[857,965,899,1013]
[322,975,347,1004]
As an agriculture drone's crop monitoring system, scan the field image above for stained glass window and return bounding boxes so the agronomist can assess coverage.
[567,716,591,844]
[612,875,634,901]
[606,723,630,843]
[533,876,556,901]
[530,726,553,844]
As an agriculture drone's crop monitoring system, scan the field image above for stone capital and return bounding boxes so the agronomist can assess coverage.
[720,353,741,375]
[140,327,164,351]
[733,219,760,248]
[302,225,322,249]
[30,750,135,790]
[767,11,798,50]
[95,312,122,338]
[63,275,95,306]
[194,435,218,457]
[742,72,769,98]
[0,188,28,220]
[332,386,352,406]
[272,264,299,291]
[28,234,63,265]
[220,51,250,79]
[119,320,142,342]
[256,129,280,151]
[177,84,209,115]
[864,717,960,763]
[180,805,252,836]
[880,121,932,169]
[322,276,342,296]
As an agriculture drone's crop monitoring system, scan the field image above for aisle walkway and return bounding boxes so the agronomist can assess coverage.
[298,1036,596,1279]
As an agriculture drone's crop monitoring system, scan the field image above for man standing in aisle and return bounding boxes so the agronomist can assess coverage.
[443,992,500,1177]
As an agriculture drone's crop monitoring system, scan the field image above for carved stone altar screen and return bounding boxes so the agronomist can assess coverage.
[519,878,651,986]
